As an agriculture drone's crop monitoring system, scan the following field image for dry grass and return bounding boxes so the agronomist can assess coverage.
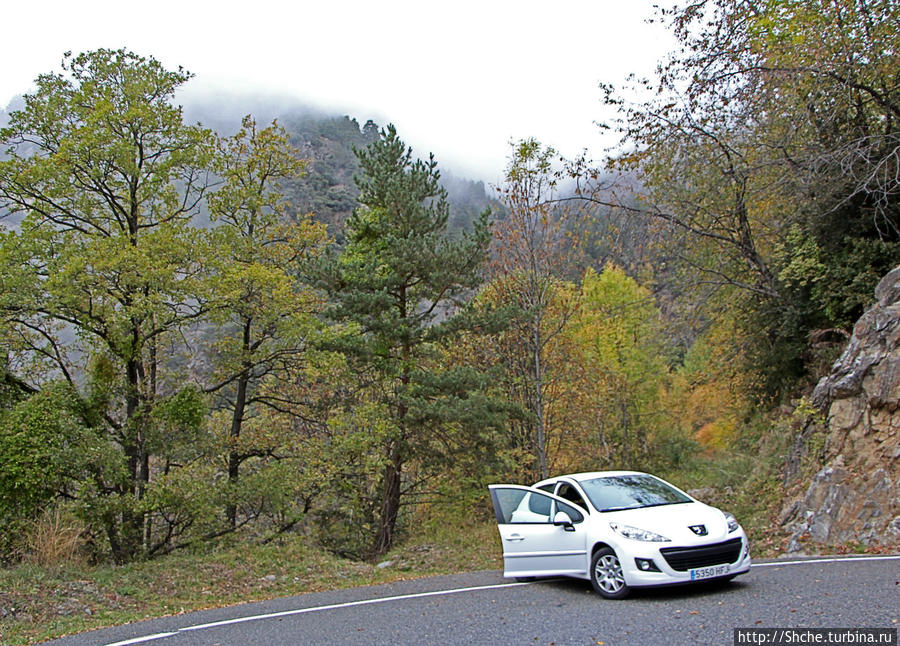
[22,508,87,570]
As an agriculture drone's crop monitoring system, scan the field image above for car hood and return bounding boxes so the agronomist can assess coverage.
[601,501,732,544]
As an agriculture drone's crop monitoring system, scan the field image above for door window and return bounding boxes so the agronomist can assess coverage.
[555,499,585,523]
[555,482,589,511]
[490,487,584,524]
[490,489,553,523]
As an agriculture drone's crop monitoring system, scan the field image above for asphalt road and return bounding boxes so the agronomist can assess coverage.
[42,556,899,646]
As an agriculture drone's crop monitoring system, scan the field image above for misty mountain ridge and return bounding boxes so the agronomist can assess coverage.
[181,92,497,236]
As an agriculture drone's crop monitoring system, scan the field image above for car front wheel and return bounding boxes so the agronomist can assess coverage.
[590,547,630,599]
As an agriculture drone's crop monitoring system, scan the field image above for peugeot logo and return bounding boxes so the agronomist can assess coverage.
[689,524,708,536]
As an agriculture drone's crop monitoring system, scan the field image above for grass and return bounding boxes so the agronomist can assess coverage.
[0,518,502,646]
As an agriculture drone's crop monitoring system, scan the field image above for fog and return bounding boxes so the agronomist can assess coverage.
[1,1,677,182]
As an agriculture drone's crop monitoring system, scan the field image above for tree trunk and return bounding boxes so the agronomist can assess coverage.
[532,310,548,480]
[372,443,403,558]
[227,372,248,528]
[226,320,252,529]
[120,354,146,561]
[372,303,408,558]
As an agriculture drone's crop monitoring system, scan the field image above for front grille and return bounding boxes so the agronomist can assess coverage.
[659,537,743,571]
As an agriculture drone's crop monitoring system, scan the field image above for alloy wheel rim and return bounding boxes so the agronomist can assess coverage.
[595,554,625,593]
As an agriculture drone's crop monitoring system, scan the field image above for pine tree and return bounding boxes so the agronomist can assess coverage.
[315,125,499,556]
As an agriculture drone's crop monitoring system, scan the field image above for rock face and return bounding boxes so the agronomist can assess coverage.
[783,266,900,551]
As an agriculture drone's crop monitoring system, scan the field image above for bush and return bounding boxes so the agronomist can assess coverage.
[0,384,91,521]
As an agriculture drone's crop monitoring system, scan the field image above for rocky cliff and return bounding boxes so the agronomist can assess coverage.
[781,266,900,551]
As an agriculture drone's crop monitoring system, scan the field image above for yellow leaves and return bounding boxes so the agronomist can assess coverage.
[577,263,665,376]
[695,418,739,452]
[463,262,682,474]
[665,314,755,452]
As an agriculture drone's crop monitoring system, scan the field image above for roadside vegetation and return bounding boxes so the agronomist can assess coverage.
[0,511,500,645]
[1,485,789,646]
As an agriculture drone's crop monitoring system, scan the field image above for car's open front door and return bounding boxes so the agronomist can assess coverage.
[488,485,589,578]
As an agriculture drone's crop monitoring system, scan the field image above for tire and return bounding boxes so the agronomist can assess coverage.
[590,547,630,599]
[514,576,537,583]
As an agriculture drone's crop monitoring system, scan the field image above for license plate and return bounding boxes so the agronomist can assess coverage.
[689,564,730,580]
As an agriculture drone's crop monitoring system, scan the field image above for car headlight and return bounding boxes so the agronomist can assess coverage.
[724,512,740,533]
[610,522,670,542]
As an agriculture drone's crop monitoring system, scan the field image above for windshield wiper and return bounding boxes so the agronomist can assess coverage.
[639,500,691,509]
[599,500,690,512]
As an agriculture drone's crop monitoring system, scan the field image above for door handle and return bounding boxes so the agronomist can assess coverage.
[505,534,526,542]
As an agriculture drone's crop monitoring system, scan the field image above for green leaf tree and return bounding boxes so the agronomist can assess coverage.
[0,384,97,520]
[204,115,328,529]
[0,49,215,561]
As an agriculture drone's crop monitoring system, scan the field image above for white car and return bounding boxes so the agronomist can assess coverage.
[488,471,751,598]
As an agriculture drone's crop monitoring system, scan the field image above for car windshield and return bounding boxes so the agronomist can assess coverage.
[579,475,692,512]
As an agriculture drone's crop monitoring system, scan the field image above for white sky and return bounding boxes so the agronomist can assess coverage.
[1,1,675,182]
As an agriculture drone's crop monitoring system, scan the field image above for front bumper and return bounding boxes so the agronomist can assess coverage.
[621,533,751,588]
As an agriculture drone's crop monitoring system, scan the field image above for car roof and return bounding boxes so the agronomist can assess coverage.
[533,470,650,488]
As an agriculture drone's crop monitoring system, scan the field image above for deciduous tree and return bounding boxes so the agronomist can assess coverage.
[204,116,328,529]
[490,139,585,479]
[0,49,215,561]
[573,265,672,468]
[583,0,899,396]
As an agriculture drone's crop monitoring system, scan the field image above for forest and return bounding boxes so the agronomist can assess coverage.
[0,0,897,570]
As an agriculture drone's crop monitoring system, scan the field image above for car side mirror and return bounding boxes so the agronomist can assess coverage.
[553,511,575,531]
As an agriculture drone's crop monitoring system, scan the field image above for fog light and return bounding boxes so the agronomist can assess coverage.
[635,558,660,572]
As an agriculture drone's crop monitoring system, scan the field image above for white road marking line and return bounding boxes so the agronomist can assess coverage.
[101,554,900,645]
[179,581,534,632]
[102,581,532,645]
[751,555,900,568]
[105,633,177,646]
